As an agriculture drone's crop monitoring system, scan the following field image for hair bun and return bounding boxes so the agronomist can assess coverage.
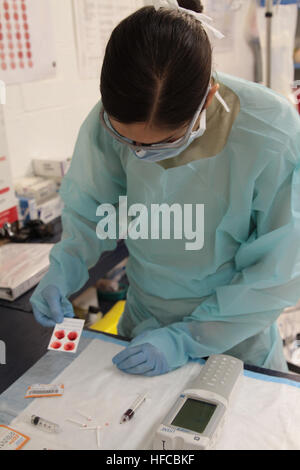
[178,0,204,13]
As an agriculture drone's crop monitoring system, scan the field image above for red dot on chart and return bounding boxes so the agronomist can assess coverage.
[21,4,26,11]
[6,23,11,30]
[7,33,12,40]
[9,52,14,59]
[18,51,23,58]
[25,32,30,39]
[4,2,9,10]
[8,42,14,50]
[27,51,31,58]
[23,23,28,30]
[10,62,16,69]
[26,42,31,49]
[14,13,19,21]
[0,34,2,40]
[5,13,10,21]
[15,24,20,30]
[1,63,7,70]
[16,32,21,40]
[13,4,18,11]
[23,14,27,21]
[28,60,33,68]
[0,44,4,50]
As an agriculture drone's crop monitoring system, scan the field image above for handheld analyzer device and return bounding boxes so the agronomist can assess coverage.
[153,354,243,450]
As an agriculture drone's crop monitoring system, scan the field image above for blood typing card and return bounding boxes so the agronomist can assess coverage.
[48,318,84,354]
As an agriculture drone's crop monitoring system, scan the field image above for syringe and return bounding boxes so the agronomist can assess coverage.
[120,393,147,424]
[24,414,61,433]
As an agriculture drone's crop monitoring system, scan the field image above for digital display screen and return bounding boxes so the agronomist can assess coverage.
[171,399,217,434]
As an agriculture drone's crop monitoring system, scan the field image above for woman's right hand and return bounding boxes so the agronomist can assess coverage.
[30,285,74,328]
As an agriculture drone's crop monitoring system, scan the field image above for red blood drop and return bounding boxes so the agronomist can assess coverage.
[67,331,78,341]
[55,330,65,340]
[64,342,75,351]
[51,341,62,349]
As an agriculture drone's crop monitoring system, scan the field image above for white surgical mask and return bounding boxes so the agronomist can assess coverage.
[134,109,207,162]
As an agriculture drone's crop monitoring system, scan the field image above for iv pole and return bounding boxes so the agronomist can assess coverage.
[265,0,273,88]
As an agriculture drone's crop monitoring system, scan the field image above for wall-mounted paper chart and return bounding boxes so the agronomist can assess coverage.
[0,0,56,84]
[72,0,145,79]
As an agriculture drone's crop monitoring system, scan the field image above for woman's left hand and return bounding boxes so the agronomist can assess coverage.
[112,341,170,376]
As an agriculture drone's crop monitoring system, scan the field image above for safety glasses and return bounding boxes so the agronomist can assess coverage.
[99,84,211,152]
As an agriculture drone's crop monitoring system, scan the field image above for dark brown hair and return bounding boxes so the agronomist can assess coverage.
[100,0,211,131]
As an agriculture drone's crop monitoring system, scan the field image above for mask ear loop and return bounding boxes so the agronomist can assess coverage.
[215,91,230,113]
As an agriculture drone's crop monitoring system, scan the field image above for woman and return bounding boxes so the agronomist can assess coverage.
[31,0,300,375]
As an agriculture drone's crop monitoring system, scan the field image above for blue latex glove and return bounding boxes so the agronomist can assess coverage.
[112,342,170,377]
[30,285,74,328]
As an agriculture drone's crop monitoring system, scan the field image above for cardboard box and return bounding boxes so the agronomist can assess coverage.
[15,176,57,204]
[33,158,71,178]
[18,195,64,225]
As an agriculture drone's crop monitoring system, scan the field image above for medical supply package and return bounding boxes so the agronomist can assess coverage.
[0,425,30,450]
[25,384,65,399]
[0,243,53,301]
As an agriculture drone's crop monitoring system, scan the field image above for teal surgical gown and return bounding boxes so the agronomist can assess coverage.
[32,72,300,372]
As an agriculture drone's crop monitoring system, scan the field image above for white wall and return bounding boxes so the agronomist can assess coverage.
[202,0,256,82]
[3,0,296,181]
[3,0,101,180]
